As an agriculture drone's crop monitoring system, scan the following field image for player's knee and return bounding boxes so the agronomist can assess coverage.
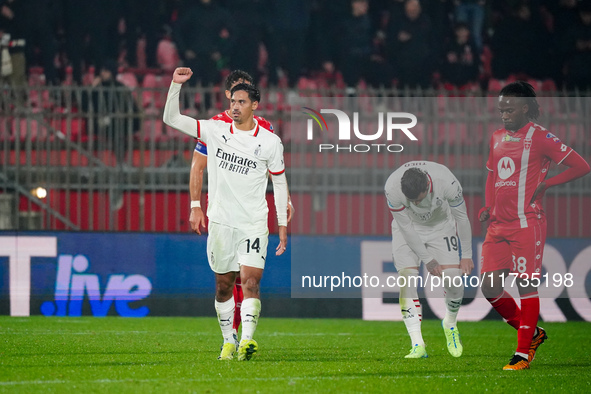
[442,268,464,297]
[399,268,419,279]
[215,279,235,299]
[241,277,260,296]
[517,281,538,296]
[480,272,505,299]
[480,281,501,299]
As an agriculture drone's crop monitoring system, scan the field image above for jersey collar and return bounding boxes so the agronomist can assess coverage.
[230,119,260,136]
[506,121,533,134]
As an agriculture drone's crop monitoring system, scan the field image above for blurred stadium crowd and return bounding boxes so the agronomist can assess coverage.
[1,0,591,93]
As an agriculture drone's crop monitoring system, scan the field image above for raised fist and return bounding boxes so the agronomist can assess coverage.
[173,67,193,84]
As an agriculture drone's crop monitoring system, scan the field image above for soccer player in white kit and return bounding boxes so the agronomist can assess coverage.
[385,161,474,358]
[163,67,288,361]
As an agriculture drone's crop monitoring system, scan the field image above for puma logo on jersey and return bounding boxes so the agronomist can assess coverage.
[222,135,229,143]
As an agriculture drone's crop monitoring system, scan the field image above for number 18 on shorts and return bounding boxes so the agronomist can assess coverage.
[481,222,546,277]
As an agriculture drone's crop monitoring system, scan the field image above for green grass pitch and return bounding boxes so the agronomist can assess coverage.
[1,317,590,393]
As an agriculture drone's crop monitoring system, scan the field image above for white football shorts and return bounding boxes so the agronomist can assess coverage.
[207,221,269,274]
[391,220,461,270]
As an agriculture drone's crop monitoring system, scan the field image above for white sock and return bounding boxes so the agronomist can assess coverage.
[516,352,528,359]
[442,268,463,330]
[240,297,261,341]
[399,269,424,347]
[215,297,235,344]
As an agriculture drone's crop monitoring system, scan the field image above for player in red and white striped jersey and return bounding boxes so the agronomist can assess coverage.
[479,81,590,370]
[189,70,293,343]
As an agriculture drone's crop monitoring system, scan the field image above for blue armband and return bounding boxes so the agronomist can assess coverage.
[194,141,208,156]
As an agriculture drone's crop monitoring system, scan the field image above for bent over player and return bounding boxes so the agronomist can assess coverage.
[479,81,590,370]
[385,161,474,359]
[164,67,288,361]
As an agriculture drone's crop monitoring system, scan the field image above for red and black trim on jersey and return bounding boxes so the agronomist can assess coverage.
[269,168,285,175]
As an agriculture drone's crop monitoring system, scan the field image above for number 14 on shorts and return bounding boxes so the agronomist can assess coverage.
[246,238,261,253]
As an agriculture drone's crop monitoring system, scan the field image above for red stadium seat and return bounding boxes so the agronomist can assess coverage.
[27,69,53,109]
[136,37,147,69]
[488,78,504,93]
[82,66,96,86]
[27,67,45,86]
[480,46,492,79]
[157,38,180,72]
[0,116,13,142]
[13,116,47,141]
[117,72,139,89]
[142,73,157,108]
[49,109,88,142]
[545,121,582,147]
[527,78,542,92]
[63,66,74,86]
[28,88,51,109]
[541,79,557,92]
[142,73,172,109]
[142,118,168,142]
[436,122,468,147]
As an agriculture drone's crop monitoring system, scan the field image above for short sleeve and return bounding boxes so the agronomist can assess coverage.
[268,138,285,175]
[444,174,465,208]
[540,132,573,164]
[196,120,220,145]
[386,196,405,212]
[384,175,405,212]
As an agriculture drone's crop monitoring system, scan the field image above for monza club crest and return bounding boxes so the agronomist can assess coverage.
[524,137,532,150]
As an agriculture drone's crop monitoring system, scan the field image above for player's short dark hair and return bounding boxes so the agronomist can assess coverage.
[499,81,541,120]
[230,83,261,103]
[401,167,429,200]
[225,70,254,91]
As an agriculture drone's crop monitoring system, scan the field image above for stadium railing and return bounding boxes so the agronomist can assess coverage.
[1,85,589,237]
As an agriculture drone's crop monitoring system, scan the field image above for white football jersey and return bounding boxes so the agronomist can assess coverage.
[385,161,464,230]
[197,119,285,232]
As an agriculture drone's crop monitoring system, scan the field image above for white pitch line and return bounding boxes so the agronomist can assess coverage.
[0,372,583,387]
[0,331,387,337]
